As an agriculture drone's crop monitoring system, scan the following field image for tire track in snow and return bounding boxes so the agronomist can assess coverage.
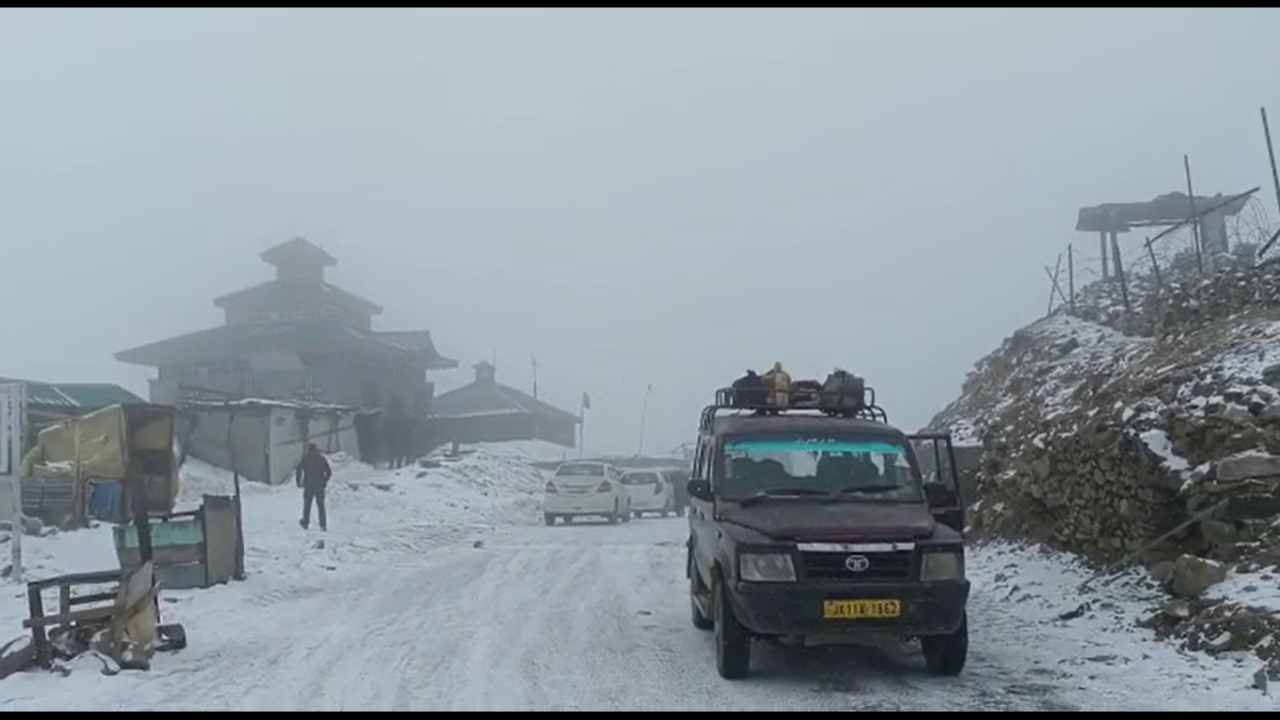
[508,544,598,710]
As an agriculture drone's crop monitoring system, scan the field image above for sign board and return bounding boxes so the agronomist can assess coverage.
[0,383,26,581]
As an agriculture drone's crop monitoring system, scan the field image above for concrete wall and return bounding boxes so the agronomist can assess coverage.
[429,413,577,449]
[266,408,361,485]
[153,354,432,422]
[181,410,272,484]
[532,417,577,448]
[181,406,363,486]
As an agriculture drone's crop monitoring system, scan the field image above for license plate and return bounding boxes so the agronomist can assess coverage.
[822,599,901,620]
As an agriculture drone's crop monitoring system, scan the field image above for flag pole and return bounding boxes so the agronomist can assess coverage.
[637,384,653,457]
[579,391,590,458]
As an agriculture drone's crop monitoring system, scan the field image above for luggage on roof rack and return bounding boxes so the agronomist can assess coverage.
[819,370,866,412]
[703,368,887,431]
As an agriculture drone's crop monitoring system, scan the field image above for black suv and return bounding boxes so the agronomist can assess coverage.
[685,384,969,679]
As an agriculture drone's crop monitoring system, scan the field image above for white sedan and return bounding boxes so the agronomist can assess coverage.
[543,461,632,525]
[621,470,676,518]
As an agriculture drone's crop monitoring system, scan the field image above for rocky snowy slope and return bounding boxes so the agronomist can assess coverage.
[927,250,1280,677]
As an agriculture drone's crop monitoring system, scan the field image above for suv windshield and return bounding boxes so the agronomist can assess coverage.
[622,472,658,485]
[556,463,605,477]
[720,436,923,503]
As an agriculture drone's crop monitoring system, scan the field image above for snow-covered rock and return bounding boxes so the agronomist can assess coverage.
[929,252,1280,674]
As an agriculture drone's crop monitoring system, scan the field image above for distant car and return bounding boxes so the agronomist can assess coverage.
[543,461,632,526]
[621,469,676,518]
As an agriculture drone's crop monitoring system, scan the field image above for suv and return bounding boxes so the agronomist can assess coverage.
[685,382,968,679]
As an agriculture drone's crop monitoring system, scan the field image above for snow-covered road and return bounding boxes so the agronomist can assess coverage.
[5,512,1274,711]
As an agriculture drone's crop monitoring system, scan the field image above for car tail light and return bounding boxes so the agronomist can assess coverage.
[544,481,557,494]
[597,480,612,493]
[654,482,664,495]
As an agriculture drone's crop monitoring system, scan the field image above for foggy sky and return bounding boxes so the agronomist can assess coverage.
[1,8,1278,456]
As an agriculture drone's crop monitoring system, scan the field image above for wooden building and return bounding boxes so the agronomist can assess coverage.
[114,237,456,459]
[428,361,579,448]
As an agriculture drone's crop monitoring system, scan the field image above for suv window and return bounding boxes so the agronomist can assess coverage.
[622,472,658,485]
[719,435,922,502]
[556,462,605,477]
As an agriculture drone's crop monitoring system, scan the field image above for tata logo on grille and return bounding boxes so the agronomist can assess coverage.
[844,555,871,573]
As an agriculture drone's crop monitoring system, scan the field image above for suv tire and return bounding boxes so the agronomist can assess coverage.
[544,513,556,526]
[921,612,968,676]
[713,575,750,679]
[690,564,713,631]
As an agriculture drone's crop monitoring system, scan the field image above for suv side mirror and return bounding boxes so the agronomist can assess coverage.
[687,478,713,502]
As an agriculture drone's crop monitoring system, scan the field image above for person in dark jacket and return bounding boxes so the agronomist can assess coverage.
[296,443,333,531]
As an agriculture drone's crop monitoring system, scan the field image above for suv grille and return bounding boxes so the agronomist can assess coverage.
[801,550,913,581]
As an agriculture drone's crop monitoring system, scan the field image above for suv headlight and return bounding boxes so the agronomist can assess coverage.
[739,552,796,582]
[920,550,965,581]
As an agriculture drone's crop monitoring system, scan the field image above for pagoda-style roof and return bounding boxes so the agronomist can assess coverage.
[212,278,384,315]
[114,319,457,369]
[261,236,337,268]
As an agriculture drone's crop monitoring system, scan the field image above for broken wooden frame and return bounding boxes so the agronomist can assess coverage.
[21,561,160,668]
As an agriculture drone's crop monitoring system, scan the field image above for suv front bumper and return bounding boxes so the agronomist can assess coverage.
[731,579,969,638]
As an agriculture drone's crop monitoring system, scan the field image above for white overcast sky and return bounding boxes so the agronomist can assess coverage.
[1,8,1278,455]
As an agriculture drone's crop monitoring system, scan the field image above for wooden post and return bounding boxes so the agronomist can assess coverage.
[1145,236,1163,288]
[1111,233,1131,312]
[229,412,245,581]
[130,475,154,567]
[1043,257,1068,311]
[26,584,48,665]
[1099,231,1109,278]
[72,420,84,528]
[1067,244,1076,313]
[1184,154,1203,274]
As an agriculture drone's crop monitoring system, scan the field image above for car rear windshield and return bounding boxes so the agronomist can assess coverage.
[622,472,659,485]
[720,435,922,502]
[556,463,605,478]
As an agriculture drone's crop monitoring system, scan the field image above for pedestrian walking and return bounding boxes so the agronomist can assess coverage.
[296,442,333,531]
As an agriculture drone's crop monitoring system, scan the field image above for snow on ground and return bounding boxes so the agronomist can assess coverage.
[0,441,556,654]
[969,543,1275,711]
[2,441,1279,710]
[1212,569,1280,613]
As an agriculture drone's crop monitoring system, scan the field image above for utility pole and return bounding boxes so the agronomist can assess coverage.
[1067,243,1075,314]
[637,384,653,457]
[1263,108,1280,216]
[2,383,27,583]
[531,356,539,400]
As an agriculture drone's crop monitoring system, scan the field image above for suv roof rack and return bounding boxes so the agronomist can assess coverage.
[698,384,889,434]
